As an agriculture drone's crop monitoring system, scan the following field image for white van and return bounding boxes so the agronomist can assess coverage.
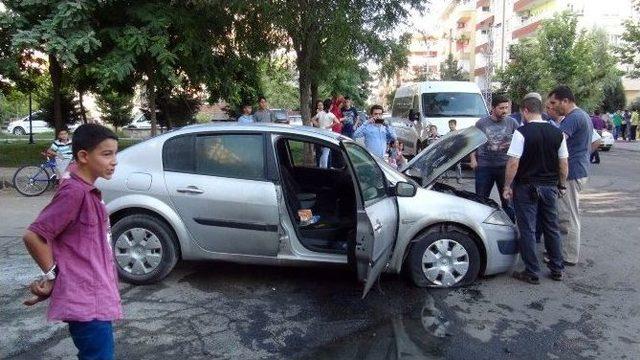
[390,81,489,156]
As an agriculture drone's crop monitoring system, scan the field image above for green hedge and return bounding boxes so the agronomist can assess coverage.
[0,139,140,167]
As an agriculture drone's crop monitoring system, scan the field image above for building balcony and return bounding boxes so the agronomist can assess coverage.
[475,42,490,54]
[476,14,494,30]
[512,20,542,39]
[474,66,488,76]
[476,0,489,8]
[513,0,552,14]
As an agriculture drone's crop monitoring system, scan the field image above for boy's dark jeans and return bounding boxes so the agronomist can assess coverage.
[475,166,515,221]
[68,320,114,360]
[513,184,564,276]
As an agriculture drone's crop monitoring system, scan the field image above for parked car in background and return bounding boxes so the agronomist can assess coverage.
[271,108,289,124]
[389,81,489,156]
[599,129,614,151]
[288,114,303,126]
[127,113,152,129]
[6,111,81,135]
[99,124,517,297]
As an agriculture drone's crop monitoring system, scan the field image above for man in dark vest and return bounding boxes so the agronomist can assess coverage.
[503,94,569,284]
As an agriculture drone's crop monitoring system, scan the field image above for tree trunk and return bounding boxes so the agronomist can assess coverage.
[296,48,314,166]
[49,54,63,132]
[146,67,157,136]
[78,88,87,124]
[310,80,319,116]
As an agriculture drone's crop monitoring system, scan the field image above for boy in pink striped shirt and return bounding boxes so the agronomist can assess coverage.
[23,124,121,359]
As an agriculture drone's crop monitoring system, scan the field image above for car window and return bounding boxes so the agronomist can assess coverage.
[345,143,387,204]
[286,139,346,169]
[422,92,488,118]
[163,135,195,173]
[196,134,265,179]
[392,96,412,118]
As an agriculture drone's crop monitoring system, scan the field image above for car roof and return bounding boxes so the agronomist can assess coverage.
[164,123,349,144]
[395,81,482,97]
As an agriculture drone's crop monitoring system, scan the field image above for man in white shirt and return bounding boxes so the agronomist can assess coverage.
[503,95,569,285]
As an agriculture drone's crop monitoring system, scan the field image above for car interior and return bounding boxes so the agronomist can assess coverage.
[274,137,357,254]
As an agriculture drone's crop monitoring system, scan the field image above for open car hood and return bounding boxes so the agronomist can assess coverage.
[400,126,487,187]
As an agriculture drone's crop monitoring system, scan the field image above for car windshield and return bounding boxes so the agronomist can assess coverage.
[422,92,488,118]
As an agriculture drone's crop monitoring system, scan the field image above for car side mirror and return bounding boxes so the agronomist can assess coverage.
[395,181,417,197]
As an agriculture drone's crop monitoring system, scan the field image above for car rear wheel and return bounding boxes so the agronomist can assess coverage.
[13,127,26,135]
[407,226,480,288]
[111,214,179,285]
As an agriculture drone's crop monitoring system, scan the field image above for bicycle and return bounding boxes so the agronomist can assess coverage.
[12,153,59,196]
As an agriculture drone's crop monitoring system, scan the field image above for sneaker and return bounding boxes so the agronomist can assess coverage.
[549,271,562,281]
[512,271,540,285]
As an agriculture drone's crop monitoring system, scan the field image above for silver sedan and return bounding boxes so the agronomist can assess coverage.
[99,124,517,297]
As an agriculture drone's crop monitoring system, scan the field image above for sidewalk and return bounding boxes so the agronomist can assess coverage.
[0,167,17,189]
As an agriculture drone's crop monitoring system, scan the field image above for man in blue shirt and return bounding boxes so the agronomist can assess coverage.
[353,104,397,158]
[547,85,593,266]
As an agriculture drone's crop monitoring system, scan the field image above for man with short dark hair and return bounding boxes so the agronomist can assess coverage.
[504,96,568,284]
[352,105,396,158]
[254,96,275,123]
[547,85,593,265]
[470,94,519,221]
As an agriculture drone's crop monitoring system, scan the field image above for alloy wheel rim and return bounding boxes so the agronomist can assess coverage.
[421,239,469,287]
[114,228,163,275]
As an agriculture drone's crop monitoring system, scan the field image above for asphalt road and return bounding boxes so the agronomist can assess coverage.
[1,144,639,359]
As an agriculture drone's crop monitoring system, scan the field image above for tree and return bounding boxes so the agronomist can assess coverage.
[617,0,640,78]
[96,90,134,132]
[141,87,202,129]
[259,58,300,110]
[89,1,269,136]
[36,82,84,128]
[629,97,640,111]
[498,11,619,111]
[2,1,101,131]
[439,53,469,81]
[601,78,627,112]
[251,1,422,125]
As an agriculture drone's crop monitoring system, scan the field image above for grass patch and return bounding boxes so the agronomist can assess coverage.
[0,139,140,167]
[0,131,56,140]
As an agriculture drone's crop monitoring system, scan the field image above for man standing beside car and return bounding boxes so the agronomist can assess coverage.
[503,95,568,284]
[469,94,519,222]
[353,105,397,158]
[547,85,593,266]
[254,96,275,123]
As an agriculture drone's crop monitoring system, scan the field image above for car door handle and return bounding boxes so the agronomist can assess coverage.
[176,186,204,194]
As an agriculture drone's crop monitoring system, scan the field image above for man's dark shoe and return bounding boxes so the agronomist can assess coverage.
[549,271,562,281]
[512,271,540,285]
[563,261,577,266]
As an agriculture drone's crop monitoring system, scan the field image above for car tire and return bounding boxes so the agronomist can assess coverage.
[407,226,481,288]
[13,127,26,135]
[111,214,179,285]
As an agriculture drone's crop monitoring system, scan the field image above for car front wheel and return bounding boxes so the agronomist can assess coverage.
[407,226,481,288]
[111,214,179,285]
[13,127,26,135]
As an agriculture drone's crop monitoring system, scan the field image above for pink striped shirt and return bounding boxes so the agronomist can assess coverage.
[28,173,122,321]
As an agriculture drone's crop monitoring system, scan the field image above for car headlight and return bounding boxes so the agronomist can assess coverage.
[483,210,513,226]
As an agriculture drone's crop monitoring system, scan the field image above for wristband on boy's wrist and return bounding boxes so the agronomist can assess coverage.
[42,264,58,281]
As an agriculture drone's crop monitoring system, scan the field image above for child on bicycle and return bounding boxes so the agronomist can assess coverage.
[23,124,122,359]
[46,129,73,178]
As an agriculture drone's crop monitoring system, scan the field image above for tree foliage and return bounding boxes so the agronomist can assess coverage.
[498,12,619,112]
[617,0,640,78]
[601,77,627,112]
[36,82,84,127]
[439,53,469,81]
[96,90,134,131]
[2,0,101,131]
